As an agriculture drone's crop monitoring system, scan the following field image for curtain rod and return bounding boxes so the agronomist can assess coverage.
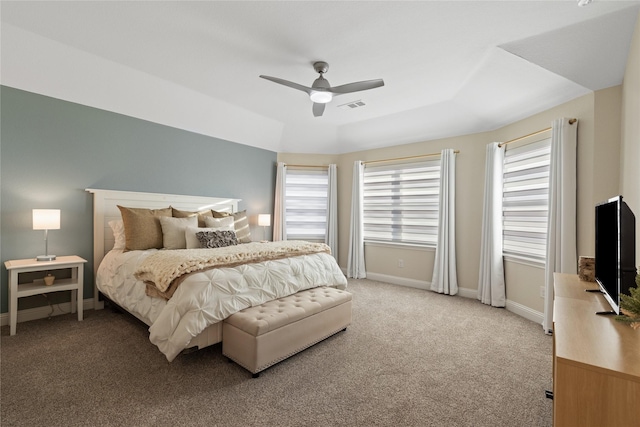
[284,164,330,169]
[364,150,460,166]
[498,118,577,148]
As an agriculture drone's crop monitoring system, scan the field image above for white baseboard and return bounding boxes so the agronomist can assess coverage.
[456,287,477,299]
[505,300,543,325]
[355,272,480,300]
[364,272,431,290]
[458,287,543,324]
[348,270,477,297]
[0,298,95,327]
[344,270,542,324]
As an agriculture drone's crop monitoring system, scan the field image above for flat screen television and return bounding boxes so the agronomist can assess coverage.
[594,195,636,315]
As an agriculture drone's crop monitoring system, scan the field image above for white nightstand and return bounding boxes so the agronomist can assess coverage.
[4,255,87,335]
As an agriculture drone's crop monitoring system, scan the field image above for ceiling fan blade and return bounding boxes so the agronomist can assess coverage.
[312,102,325,117]
[259,75,311,95]
[328,79,385,95]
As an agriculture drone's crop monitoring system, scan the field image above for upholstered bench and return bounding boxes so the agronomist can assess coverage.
[222,286,352,377]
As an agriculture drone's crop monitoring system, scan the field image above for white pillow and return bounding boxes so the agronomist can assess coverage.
[108,219,126,250]
[187,216,234,249]
[159,216,197,249]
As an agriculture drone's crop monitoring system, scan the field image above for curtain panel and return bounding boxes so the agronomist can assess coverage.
[478,143,506,307]
[431,149,458,295]
[273,162,287,241]
[543,118,578,332]
[347,161,366,278]
[326,164,338,259]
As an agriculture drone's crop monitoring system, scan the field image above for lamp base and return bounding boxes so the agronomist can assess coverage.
[36,254,56,261]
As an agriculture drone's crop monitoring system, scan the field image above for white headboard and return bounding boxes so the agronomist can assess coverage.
[86,188,240,309]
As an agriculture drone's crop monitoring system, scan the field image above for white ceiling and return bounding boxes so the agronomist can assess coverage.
[2,1,639,154]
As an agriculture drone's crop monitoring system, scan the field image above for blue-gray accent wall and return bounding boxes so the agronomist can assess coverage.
[0,86,277,313]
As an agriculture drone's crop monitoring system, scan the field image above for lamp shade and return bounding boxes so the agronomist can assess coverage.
[258,214,271,227]
[33,209,60,230]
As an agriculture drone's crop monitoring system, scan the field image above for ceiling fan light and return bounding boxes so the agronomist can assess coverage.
[309,91,332,104]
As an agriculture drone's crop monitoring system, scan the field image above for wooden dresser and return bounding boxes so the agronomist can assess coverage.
[553,273,640,426]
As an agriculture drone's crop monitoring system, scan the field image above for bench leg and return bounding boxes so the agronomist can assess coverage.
[252,372,260,379]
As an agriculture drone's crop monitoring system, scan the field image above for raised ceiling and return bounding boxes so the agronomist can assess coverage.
[2,1,639,154]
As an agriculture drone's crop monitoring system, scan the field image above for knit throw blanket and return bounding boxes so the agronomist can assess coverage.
[135,241,331,298]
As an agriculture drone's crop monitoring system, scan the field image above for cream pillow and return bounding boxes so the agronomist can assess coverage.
[231,211,252,243]
[159,216,197,249]
[212,210,251,243]
[117,205,172,251]
[203,216,235,230]
[108,219,126,250]
[186,217,234,249]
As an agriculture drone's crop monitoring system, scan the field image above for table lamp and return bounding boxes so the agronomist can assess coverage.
[33,209,60,261]
[258,214,271,242]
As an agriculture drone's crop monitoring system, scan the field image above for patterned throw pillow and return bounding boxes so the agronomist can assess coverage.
[196,230,238,248]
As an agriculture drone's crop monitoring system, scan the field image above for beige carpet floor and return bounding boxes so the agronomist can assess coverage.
[1,279,553,426]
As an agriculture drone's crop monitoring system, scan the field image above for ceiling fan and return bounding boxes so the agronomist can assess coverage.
[259,61,384,117]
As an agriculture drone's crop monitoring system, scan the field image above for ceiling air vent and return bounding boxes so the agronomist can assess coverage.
[337,100,366,110]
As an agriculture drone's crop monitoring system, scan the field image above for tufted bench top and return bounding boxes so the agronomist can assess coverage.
[224,287,352,337]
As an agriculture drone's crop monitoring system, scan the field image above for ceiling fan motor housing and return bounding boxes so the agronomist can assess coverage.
[313,61,329,74]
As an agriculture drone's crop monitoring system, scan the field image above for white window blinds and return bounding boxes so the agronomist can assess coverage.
[502,137,551,263]
[285,169,328,240]
[363,160,440,247]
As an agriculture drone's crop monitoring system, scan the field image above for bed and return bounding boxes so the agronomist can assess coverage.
[86,189,348,361]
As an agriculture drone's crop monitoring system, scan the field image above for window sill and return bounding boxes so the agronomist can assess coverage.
[364,241,435,252]
[503,255,545,269]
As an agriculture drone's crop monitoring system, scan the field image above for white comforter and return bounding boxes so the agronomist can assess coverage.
[96,247,347,361]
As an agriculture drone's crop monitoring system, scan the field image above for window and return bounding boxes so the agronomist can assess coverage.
[502,137,552,263]
[362,160,440,247]
[285,169,328,240]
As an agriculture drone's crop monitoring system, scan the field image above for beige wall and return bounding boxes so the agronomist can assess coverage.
[492,93,604,312]
[278,88,621,313]
[621,10,640,267]
[280,130,493,291]
[339,132,492,291]
[277,13,639,315]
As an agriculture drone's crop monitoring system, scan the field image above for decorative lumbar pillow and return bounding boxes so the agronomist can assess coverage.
[203,216,235,230]
[171,207,213,227]
[159,216,197,250]
[108,219,126,250]
[117,206,172,251]
[212,209,251,243]
[185,219,234,249]
[196,230,238,249]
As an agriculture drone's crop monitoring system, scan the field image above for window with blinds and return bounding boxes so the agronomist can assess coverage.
[502,137,552,263]
[285,169,328,240]
[363,160,440,247]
